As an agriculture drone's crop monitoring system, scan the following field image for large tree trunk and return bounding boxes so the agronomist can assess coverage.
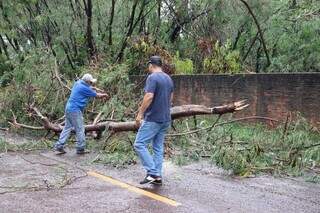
[11,101,248,134]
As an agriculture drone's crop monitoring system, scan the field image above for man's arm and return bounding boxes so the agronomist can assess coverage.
[90,87,109,99]
[91,86,105,93]
[96,92,109,99]
[136,92,154,126]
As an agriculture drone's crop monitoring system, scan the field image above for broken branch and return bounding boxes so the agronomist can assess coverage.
[10,100,249,134]
[167,116,279,137]
[0,127,9,131]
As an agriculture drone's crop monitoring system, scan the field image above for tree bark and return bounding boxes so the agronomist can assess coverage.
[108,0,116,46]
[116,0,148,61]
[83,0,96,59]
[17,101,248,134]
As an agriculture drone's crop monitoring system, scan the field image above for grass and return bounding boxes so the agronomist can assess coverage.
[170,116,320,179]
[0,137,53,153]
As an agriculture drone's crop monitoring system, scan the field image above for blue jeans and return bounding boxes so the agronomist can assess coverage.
[54,111,86,150]
[134,121,171,176]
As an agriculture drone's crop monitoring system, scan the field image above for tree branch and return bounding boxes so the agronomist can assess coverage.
[239,0,271,67]
[11,101,249,134]
[167,116,279,137]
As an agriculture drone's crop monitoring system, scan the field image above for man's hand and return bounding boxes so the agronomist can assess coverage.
[97,93,110,100]
[92,86,105,93]
[135,93,154,127]
[135,113,143,127]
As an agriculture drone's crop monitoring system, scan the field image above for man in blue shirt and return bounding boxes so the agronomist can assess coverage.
[134,56,174,185]
[54,73,108,154]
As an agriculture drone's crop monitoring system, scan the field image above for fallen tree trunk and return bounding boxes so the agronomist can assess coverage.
[11,100,248,133]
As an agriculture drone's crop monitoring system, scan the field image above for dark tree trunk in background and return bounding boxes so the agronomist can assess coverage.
[116,0,147,61]
[83,0,96,59]
[239,0,270,67]
[116,0,139,61]
[153,0,162,44]
[108,0,116,46]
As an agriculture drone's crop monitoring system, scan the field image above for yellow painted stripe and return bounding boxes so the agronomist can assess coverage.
[87,171,181,207]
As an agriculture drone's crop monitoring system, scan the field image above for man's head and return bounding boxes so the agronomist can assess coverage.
[82,73,97,85]
[147,56,162,73]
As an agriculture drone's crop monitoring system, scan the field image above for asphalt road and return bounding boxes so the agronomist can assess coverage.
[0,149,319,213]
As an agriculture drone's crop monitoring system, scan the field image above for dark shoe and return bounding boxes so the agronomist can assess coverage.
[54,147,66,155]
[139,175,158,185]
[151,178,162,185]
[76,149,90,155]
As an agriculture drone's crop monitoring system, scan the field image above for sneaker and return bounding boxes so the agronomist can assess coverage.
[140,175,159,184]
[151,178,162,185]
[139,175,158,185]
[76,149,90,155]
[54,147,66,155]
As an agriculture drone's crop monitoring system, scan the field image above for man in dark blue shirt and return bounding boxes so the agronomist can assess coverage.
[54,74,108,154]
[134,56,174,185]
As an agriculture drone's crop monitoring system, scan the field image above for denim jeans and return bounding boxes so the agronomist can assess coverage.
[54,111,86,150]
[134,121,171,176]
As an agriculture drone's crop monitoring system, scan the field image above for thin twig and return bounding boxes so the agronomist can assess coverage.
[53,59,71,91]
[19,155,59,167]
[208,114,222,131]
[302,143,320,150]
[167,116,279,137]
[103,131,116,150]
[0,127,8,131]
[9,110,45,130]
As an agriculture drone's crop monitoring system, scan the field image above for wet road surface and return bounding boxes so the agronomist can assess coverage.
[0,150,319,213]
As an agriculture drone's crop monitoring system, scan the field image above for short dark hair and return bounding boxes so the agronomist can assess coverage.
[148,55,162,67]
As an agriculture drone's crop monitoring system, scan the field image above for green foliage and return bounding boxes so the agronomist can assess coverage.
[92,134,137,168]
[0,138,16,152]
[127,36,174,75]
[0,0,319,82]
[266,1,320,72]
[203,41,241,74]
[0,138,53,153]
[0,49,67,123]
[171,116,320,178]
[0,0,319,181]
[173,52,194,74]
[97,62,141,121]
[0,55,14,87]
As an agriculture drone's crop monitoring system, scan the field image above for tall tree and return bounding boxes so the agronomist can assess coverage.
[83,0,96,59]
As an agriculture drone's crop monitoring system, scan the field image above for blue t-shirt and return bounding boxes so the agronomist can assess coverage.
[65,80,97,112]
[144,72,174,122]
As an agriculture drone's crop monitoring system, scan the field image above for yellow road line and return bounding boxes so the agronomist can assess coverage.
[87,171,181,207]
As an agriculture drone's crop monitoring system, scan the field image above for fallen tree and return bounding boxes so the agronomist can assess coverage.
[9,100,249,134]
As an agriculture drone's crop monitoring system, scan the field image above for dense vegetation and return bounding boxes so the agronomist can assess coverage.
[0,0,319,80]
[1,0,320,120]
[0,0,319,178]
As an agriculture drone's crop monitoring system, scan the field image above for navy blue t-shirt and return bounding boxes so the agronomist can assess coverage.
[144,72,174,122]
[65,80,97,112]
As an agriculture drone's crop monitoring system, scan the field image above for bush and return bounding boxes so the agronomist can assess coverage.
[173,52,194,74]
[203,40,241,74]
